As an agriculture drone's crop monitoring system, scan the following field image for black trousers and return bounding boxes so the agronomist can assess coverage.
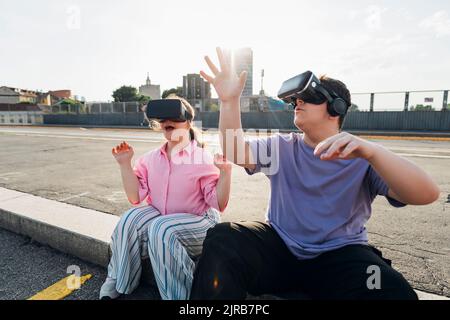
[190,221,418,300]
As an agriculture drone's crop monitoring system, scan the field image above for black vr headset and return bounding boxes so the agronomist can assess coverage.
[277,71,350,117]
[146,99,193,122]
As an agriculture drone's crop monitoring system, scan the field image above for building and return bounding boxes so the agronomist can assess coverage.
[139,73,161,100]
[182,73,211,111]
[0,86,38,104]
[0,86,77,106]
[233,48,253,97]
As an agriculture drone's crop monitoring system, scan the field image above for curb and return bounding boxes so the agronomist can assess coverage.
[0,187,117,267]
[0,187,448,300]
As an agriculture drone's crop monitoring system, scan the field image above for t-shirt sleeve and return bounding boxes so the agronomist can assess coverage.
[131,155,151,205]
[245,136,279,176]
[367,165,406,208]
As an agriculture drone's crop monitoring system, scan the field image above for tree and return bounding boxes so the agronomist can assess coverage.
[162,88,183,99]
[209,103,219,112]
[137,95,151,104]
[410,104,435,111]
[112,86,139,102]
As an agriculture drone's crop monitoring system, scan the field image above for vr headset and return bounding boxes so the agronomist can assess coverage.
[146,99,193,122]
[277,71,350,117]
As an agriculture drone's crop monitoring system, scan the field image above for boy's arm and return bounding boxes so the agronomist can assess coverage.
[366,145,440,205]
[219,99,255,169]
[201,47,255,169]
[314,132,440,205]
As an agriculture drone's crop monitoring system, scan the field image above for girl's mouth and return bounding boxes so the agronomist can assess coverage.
[164,126,175,131]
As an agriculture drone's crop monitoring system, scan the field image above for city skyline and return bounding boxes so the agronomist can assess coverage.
[1,0,450,110]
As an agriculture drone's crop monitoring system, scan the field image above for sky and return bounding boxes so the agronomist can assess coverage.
[1,0,450,110]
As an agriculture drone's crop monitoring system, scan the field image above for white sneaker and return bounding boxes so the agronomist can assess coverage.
[99,277,121,300]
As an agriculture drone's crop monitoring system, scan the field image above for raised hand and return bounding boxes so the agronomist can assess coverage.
[112,141,134,166]
[200,47,247,103]
[213,153,232,173]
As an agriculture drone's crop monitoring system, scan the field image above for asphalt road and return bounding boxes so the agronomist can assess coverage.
[0,227,159,300]
[0,125,449,298]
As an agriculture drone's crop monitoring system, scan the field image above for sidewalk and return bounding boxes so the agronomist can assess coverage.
[0,186,448,300]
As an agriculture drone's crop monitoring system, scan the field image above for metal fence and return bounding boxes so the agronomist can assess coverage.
[352,90,449,112]
[46,90,449,114]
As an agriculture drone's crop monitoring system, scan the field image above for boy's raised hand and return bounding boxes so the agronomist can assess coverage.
[200,47,247,104]
[112,141,134,165]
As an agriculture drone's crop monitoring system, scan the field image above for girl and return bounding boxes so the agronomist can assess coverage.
[100,95,232,300]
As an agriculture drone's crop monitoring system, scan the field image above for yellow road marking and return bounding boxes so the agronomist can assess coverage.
[28,274,92,300]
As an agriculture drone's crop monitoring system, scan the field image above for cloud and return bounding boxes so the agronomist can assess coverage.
[420,10,450,37]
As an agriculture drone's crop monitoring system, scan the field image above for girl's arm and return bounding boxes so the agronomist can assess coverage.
[214,154,232,212]
[112,141,141,204]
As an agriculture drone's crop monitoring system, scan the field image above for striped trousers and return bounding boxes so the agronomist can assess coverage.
[107,205,220,300]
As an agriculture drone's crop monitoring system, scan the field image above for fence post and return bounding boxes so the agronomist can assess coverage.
[370,93,374,112]
[123,102,126,113]
[443,90,448,111]
[404,92,410,111]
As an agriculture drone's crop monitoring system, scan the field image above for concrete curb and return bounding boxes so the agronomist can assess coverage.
[0,187,448,300]
[0,187,118,267]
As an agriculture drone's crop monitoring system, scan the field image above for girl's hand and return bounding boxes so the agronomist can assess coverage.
[214,154,232,173]
[200,47,247,104]
[313,132,377,161]
[112,141,134,166]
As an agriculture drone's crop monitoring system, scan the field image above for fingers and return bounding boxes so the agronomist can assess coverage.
[320,137,351,160]
[205,55,219,76]
[200,70,214,84]
[216,47,229,74]
[214,153,227,164]
[339,141,358,158]
[314,138,333,157]
[239,71,248,91]
[314,133,347,156]
[112,141,131,155]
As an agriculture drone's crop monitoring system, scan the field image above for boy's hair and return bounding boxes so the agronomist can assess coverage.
[319,75,351,129]
[152,94,205,148]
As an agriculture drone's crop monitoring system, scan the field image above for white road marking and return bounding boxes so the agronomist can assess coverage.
[1,128,450,159]
[395,153,450,159]
[59,192,90,202]
[0,172,24,180]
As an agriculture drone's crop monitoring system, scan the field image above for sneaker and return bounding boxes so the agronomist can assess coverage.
[99,277,121,300]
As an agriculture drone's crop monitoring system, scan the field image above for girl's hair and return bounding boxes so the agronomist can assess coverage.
[157,94,205,148]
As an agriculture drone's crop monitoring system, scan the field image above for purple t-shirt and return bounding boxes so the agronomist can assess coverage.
[246,133,406,260]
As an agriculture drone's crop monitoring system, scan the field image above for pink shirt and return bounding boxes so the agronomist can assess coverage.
[130,140,224,215]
